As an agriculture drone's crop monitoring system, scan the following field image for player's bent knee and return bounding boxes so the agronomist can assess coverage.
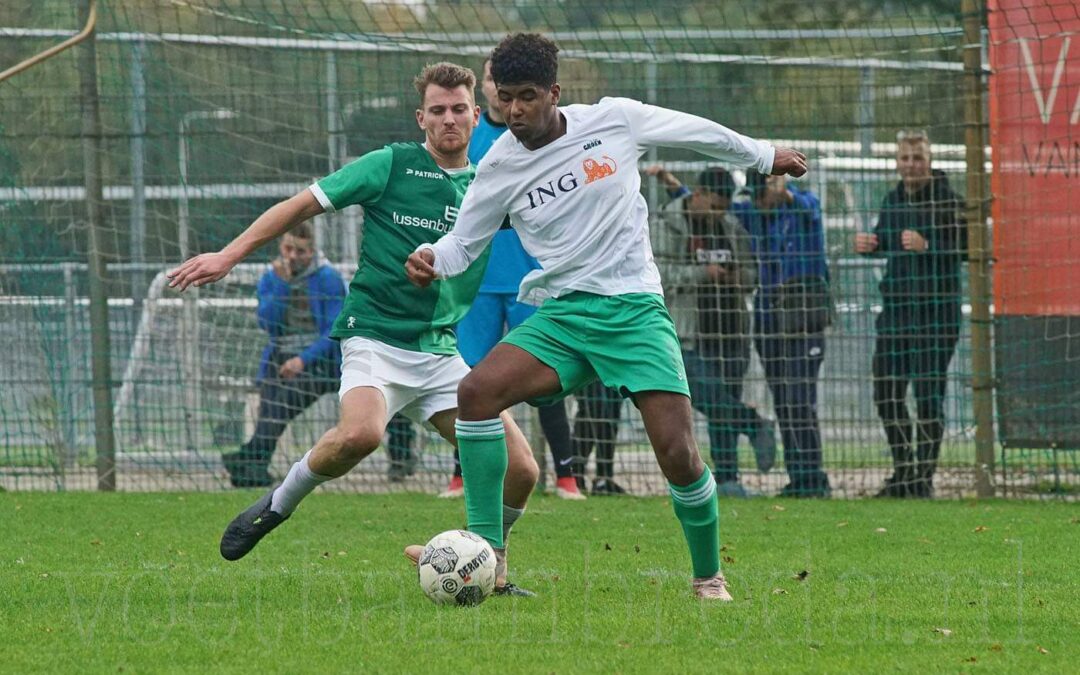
[335,425,382,460]
[456,374,501,419]
[456,374,481,407]
[653,439,700,473]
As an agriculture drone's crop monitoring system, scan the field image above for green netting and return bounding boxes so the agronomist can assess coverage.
[0,1,1074,497]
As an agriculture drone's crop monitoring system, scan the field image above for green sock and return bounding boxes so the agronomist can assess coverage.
[456,418,508,549]
[669,469,720,579]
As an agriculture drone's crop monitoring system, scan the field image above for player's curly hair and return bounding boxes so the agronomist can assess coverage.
[490,33,559,87]
[413,62,476,105]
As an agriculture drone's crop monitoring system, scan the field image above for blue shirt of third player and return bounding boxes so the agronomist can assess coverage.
[468,111,541,294]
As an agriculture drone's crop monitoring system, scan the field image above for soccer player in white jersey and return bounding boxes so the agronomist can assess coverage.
[167,63,538,595]
[406,34,808,600]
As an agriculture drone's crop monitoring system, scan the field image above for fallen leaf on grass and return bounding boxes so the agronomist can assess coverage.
[963,656,977,663]
[836,521,848,528]
[772,588,787,595]
[722,555,736,564]
[90,539,101,546]
[793,570,809,581]
[989,643,1003,652]
[1037,646,1049,654]
[337,551,347,556]
[973,526,988,533]
[764,515,776,522]
[321,551,330,559]
[772,504,786,511]
[933,627,953,637]
[875,528,887,533]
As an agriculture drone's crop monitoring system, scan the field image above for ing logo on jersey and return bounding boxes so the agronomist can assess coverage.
[583,155,617,184]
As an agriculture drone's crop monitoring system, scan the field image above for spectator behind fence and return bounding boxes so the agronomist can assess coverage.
[735,171,831,497]
[571,381,626,495]
[855,130,966,498]
[221,224,416,487]
[647,165,778,498]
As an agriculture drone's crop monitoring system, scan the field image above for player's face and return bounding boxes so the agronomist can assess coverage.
[496,82,561,145]
[416,84,479,156]
[481,61,498,112]
[280,234,314,274]
[897,140,932,192]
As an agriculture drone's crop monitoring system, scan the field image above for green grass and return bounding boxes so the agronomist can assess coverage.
[1,494,1077,673]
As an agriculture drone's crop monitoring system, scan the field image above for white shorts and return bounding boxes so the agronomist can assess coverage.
[338,337,470,424]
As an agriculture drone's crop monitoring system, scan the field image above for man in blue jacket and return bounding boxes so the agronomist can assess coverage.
[735,171,831,497]
[222,223,346,487]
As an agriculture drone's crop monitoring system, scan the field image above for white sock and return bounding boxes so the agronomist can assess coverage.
[271,450,331,515]
[502,504,525,545]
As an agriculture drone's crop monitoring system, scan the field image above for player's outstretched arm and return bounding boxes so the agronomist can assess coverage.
[617,98,809,178]
[167,189,324,291]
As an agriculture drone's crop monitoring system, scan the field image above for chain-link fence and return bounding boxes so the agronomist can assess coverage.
[0,0,1075,497]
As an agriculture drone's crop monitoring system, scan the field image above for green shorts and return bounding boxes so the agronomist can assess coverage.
[501,291,690,406]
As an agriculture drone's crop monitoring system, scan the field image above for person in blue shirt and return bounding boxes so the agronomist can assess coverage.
[221,223,347,487]
[734,171,831,497]
[442,56,583,500]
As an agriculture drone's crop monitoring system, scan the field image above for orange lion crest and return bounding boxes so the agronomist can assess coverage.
[583,155,617,184]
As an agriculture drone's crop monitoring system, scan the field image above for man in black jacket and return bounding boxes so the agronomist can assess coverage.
[855,130,966,497]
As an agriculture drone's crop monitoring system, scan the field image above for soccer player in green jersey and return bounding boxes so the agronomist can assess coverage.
[168,63,539,593]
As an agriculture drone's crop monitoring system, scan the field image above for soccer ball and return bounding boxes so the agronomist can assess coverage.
[417,530,497,606]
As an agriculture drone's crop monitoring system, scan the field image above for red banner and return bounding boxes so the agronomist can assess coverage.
[990,0,1080,316]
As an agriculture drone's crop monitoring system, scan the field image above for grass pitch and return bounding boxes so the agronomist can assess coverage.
[2,493,1076,673]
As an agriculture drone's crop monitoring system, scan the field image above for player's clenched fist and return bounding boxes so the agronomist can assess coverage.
[771,147,808,178]
[405,247,437,288]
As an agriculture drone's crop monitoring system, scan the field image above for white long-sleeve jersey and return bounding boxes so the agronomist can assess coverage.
[424,97,775,305]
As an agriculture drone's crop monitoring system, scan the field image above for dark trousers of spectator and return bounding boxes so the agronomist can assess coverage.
[452,401,573,479]
[238,350,336,471]
[755,330,830,491]
[683,338,760,483]
[571,380,623,482]
[386,415,416,468]
[872,317,959,487]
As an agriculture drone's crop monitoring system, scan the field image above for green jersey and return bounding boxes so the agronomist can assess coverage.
[310,142,488,354]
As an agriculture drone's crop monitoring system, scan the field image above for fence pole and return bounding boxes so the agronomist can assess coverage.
[77,0,116,491]
[962,0,994,498]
